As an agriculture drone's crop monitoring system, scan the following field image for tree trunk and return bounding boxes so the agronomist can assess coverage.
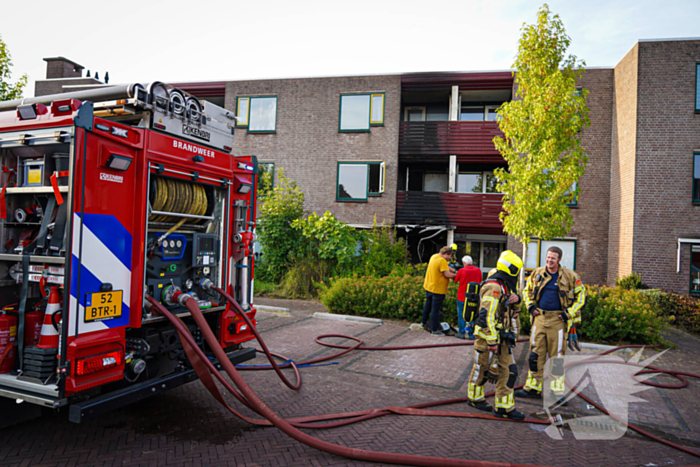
[520,240,528,292]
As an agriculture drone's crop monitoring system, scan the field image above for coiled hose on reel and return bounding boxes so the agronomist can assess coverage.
[149,176,208,224]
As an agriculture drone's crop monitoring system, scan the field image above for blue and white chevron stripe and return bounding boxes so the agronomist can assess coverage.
[68,213,132,337]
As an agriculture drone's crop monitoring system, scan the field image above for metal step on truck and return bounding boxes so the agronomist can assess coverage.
[0,82,259,426]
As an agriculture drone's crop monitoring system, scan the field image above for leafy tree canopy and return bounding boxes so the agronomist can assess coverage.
[493,4,590,246]
[0,35,27,101]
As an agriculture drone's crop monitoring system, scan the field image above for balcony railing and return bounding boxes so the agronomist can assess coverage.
[399,121,505,163]
[396,191,504,235]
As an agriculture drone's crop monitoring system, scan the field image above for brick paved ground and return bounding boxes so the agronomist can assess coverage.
[2,297,700,467]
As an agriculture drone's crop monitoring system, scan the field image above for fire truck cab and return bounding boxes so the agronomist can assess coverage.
[0,83,258,425]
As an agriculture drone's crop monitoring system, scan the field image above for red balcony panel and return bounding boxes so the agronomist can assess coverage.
[396,191,504,235]
[399,122,505,163]
[402,72,514,93]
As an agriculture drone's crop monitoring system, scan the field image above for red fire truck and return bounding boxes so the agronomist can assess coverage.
[0,83,258,426]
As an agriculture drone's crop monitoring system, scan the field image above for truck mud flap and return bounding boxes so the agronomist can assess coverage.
[69,347,256,423]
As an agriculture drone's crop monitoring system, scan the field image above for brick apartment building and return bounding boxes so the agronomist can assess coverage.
[33,38,700,294]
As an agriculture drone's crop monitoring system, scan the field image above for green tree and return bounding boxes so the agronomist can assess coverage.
[493,4,590,285]
[256,168,305,282]
[356,217,409,277]
[0,35,27,101]
[283,211,360,296]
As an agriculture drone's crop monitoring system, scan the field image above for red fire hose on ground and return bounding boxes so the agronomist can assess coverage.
[147,291,700,466]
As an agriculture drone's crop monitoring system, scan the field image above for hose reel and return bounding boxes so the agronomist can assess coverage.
[149,176,210,224]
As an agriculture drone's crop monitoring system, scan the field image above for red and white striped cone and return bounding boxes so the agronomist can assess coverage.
[36,287,61,349]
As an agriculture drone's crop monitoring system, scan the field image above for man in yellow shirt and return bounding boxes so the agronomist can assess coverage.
[421,246,457,336]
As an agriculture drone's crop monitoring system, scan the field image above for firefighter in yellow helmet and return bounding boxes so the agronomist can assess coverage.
[466,250,526,420]
[515,246,586,405]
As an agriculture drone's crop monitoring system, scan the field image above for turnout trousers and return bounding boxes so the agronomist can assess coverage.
[467,337,518,412]
[524,311,568,395]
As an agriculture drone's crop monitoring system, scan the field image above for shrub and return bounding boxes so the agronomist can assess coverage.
[578,286,667,345]
[291,211,359,276]
[615,272,644,290]
[280,256,333,299]
[253,279,281,298]
[642,289,700,335]
[256,169,305,282]
[320,274,460,325]
[355,220,410,278]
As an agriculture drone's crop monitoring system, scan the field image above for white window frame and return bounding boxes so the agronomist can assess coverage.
[485,105,500,121]
[457,170,501,194]
[336,161,385,202]
[525,238,577,271]
[404,106,426,122]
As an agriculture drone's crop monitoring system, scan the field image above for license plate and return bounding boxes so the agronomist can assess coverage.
[85,291,123,323]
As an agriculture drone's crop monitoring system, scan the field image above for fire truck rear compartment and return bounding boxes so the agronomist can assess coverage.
[0,84,258,423]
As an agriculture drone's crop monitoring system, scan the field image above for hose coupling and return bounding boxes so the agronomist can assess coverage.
[162,283,182,306]
[199,278,214,291]
[177,291,196,307]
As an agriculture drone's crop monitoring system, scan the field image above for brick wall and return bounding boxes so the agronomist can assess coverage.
[45,59,82,79]
[632,40,700,293]
[225,75,401,226]
[567,68,614,285]
[607,44,639,286]
[34,78,102,97]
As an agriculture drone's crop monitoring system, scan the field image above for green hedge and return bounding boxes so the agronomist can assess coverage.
[641,289,700,335]
[320,274,460,324]
[322,277,669,345]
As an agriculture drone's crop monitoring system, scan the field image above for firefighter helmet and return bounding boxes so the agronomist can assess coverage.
[496,250,523,277]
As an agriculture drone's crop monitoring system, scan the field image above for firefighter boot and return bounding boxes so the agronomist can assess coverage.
[494,408,526,420]
[550,391,568,407]
[468,399,493,412]
[514,388,542,399]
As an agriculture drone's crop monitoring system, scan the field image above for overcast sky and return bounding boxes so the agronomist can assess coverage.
[2,0,699,98]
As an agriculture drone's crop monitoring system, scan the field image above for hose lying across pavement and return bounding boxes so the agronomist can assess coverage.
[147,293,700,466]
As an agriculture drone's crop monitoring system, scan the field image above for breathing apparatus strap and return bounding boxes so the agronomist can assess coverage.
[33,197,56,255]
[49,202,68,256]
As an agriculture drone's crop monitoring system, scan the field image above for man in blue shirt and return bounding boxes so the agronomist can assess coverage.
[515,246,586,404]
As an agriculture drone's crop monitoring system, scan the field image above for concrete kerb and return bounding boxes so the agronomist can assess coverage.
[579,341,638,355]
[254,304,291,315]
[312,312,383,325]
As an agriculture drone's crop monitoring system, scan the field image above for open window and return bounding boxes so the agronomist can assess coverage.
[236,96,277,132]
[339,93,385,131]
[336,161,385,201]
